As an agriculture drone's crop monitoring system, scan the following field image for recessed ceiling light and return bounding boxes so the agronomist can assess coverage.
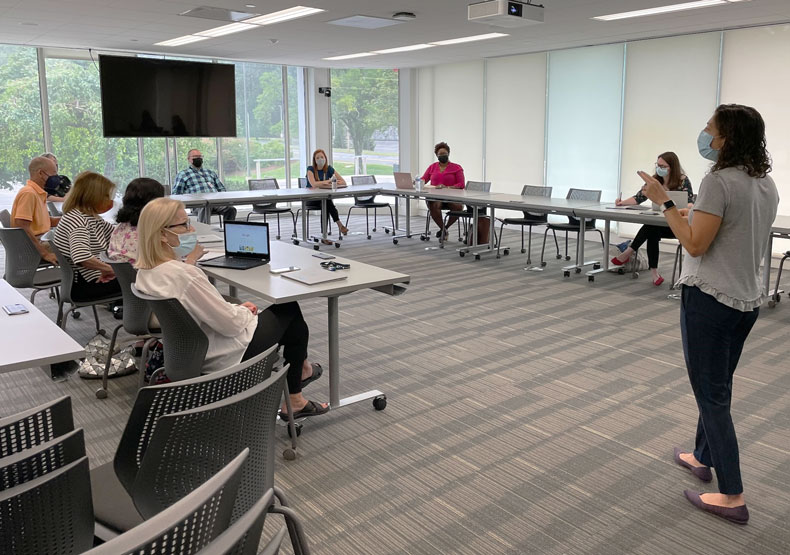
[328,15,403,29]
[129,39,139,42]
[245,4,256,7]
[430,32,509,46]
[392,12,416,21]
[323,52,378,60]
[373,43,435,54]
[19,22,38,26]
[154,35,210,46]
[593,0,749,21]
[244,6,324,25]
[195,22,256,37]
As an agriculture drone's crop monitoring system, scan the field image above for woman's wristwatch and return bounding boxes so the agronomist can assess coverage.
[661,199,676,213]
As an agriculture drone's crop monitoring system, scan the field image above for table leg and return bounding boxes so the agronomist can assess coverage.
[470,204,502,259]
[585,219,610,282]
[764,235,773,295]
[327,296,385,410]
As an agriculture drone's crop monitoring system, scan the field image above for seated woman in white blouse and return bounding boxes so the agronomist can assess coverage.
[134,198,328,419]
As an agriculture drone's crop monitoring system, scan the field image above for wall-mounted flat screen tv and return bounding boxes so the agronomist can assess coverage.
[99,55,236,138]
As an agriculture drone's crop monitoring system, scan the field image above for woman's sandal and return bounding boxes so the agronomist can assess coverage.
[301,363,323,388]
[280,400,329,421]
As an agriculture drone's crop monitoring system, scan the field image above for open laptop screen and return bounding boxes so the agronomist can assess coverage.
[223,221,270,259]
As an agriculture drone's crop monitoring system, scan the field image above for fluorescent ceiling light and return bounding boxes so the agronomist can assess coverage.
[323,52,378,60]
[430,32,509,46]
[195,22,256,37]
[155,35,209,46]
[373,43,435,54]
[244,6,324,25]
[592,0,748,21]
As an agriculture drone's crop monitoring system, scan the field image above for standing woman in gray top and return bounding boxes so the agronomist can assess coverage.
[640,104,778,525]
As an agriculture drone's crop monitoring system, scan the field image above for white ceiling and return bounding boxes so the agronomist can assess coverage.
[1,0,789,68]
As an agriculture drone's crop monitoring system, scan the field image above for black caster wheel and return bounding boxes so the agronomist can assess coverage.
[565,256,572,261]
[575,268,581,274]
[503,249,509,256]
[385,229,390,234]
[373,228,378,232]
[540,261,547,267]
[293,240,300,246]
[367,235,372,240]
[563,271,570,278]
[593,263,601,270]
[588,276,595,282]
[97,329,107,337]
[73,311,81,319]
[459,251,465,257]
[373,395,387,411]
[95,388,108,399]
[335,243,341,248]
[617,268,625,275]
[520,249,526,254]
[393,239,399,245]
[275,235,281,240]
[313,244,319,251]
[407,235,412,239]
[475,255,481,261]
[768,300,777,308]
[287,422,303,438]
[283,448,297,461]
[772,294,781,303]
[556,254,562,260]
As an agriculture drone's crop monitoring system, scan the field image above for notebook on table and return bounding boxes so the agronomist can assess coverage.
[199,221,270,270]
[281,268,348,286]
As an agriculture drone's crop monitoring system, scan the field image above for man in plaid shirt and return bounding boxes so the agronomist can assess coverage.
[173,149,237,222]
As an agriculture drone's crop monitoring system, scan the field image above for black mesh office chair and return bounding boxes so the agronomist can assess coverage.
[539,188,604,266]
[345,175,395,240]
[441,181,491,248]
[247,178,297,240]
[496,185,553,262]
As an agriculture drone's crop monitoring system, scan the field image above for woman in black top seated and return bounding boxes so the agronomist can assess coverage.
[612,151,694,286]
[306,149,349,244]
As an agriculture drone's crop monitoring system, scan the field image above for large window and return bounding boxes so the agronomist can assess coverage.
[288,66,307,187]
[45,55,138,194]
[0,45,44,210]
[331,69,399,179]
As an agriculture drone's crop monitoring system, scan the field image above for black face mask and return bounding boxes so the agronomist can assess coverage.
[437,155,449,164]
[44,174,71,197]
[192,157,203,168]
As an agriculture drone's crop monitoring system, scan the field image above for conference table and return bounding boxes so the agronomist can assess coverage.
[0,279,85,379]
[193,222,410,412]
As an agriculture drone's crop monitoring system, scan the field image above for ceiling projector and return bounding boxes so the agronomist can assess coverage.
[468,0,544,28]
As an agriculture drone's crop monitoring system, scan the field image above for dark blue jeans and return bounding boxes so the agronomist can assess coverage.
[680,285,759,495]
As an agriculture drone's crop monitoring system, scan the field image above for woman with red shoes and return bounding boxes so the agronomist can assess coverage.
[611,151,694,285]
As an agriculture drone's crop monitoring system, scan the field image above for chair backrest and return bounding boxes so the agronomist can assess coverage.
[131,369,287,521]
[47,201,62,217]
[47,239,77,304]
[84,450,249,555]
[520,185,553,220]
[0,456,94,555]
[113,343,279,498]
[105,259,152,336]
[351,175,376,186]
[0,227,56,289]
[248,178,279,191]
[131,283,209,382]
[566,188,602,226]
[0,428,85,491]
[466,180,491,192]
[297,177,308,189]
[0,396,74,460]
[194,490,276,555]
[0,209,12,228]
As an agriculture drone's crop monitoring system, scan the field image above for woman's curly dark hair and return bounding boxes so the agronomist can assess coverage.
[434,142,450,155]
[711,104,772,178]
[116,178,166,226]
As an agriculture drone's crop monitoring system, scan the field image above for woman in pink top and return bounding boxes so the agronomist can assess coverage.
[421,142,466,238]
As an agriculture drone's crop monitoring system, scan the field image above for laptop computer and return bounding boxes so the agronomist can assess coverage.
[651,190,689,212]
[199,221,270,270]
[393,172,414,190]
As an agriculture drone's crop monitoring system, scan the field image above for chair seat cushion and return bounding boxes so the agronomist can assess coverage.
[501,218,547,226]
[90,461,144,534]
[547,222,596,231]
[33,267,61,287]
[251,205,292,214]
[445,210,473,217]
[353,202,389,208]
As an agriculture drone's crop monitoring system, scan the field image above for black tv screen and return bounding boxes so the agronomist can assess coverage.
[99,55,236,138]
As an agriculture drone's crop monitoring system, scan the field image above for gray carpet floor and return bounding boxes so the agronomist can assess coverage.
[1,213,789,554]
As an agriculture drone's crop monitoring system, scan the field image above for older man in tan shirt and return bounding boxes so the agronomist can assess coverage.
[11,156,60,264]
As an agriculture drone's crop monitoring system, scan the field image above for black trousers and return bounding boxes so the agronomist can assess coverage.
[241,302,308,395]
[196,205,237,223]
[629,224,676,269]
[71,272,121,303]
[306,200,340,231]
[681,285,759,495]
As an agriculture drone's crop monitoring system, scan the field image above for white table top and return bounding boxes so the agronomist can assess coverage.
[0,279,85,374]
[193,223,409,303]
[574,203,670,226]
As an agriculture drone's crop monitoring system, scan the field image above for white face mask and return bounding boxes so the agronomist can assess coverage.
[315,157,326,168]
